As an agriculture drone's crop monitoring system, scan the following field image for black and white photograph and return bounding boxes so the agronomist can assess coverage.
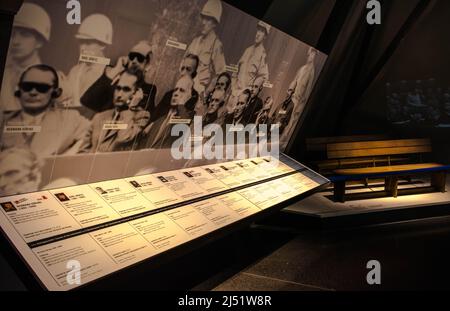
[0,0,326,197]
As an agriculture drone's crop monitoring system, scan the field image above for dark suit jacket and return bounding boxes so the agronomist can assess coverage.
[81,73,157,115]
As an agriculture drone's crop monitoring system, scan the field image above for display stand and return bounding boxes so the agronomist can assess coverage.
[0,154,329,290]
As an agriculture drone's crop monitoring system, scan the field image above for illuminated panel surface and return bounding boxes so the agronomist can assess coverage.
[0,155,328,290]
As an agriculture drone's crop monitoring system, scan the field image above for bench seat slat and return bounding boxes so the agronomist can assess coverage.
[335,163,443,175]
[328,145,432,159]
[327,139,430,152]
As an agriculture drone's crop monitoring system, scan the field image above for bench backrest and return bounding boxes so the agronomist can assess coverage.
[306,135,388,152]
[327,139,432,159]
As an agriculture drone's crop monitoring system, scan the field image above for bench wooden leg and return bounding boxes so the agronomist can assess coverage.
[334,181,346,203]
[385,176,399,198]
[431,172,447,193]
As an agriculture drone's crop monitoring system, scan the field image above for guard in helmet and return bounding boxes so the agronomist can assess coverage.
[235,21,270,93]
[1,3,51,116]
[184,0,226,97]
[285,47,318,137]
[67,14,114,112]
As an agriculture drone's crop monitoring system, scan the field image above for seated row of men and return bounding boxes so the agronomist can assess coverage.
[1,61,293,157]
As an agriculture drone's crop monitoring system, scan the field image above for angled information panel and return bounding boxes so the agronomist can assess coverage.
[0,155,328,290]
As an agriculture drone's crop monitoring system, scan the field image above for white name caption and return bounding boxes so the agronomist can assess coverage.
[225,64,239,73]
[79,54,111,66]
[4,126,41,134]
[166,39,187,51]
[103,123,129,130]
[169,118,192,125]
[263,82,274,89]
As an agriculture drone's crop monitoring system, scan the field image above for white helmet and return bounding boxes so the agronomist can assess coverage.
[201,0,222,24]
[14,3,51,42]
[76,14,113,45]
[257,21,271,35]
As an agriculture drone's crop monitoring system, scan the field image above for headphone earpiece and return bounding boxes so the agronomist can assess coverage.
[51,88,63,99]
[14,89,21,98]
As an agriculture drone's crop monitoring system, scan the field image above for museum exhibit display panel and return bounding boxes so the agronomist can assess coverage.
[0,0,330,291]
[0,155,329,290]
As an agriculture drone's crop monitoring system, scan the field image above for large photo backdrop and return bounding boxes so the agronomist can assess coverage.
[0,0,327,197]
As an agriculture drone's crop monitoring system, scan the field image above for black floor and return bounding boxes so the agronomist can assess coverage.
[2,211,450,291]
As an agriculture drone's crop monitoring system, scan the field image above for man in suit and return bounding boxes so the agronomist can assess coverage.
[87,68,150,153]
[243,76,265,124]
[81,41,157,118]
[142,75,197,149]
[1,64,90,157]
[151,54,199,122]
[223,89,252,127]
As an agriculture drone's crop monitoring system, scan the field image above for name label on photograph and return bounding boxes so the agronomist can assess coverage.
[79,54,111,66]
[103,123,129,130]
[4,126,42,133]
[263,82,274,89]
[225,65,239,73]
[169,118,192,125]
[166,40,187,50]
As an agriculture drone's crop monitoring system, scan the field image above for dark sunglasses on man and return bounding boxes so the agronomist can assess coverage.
[19,82,54,93]
[128,52,147,63]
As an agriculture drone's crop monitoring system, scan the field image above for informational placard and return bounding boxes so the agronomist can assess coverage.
[0,156,328,291]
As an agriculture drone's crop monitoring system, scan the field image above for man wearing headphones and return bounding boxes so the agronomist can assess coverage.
[87,68,150,153]
[1,65,91,157]
[81,41,157,118]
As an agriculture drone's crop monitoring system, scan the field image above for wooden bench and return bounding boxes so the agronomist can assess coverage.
[327,139,449,202]
[306,135,391,175]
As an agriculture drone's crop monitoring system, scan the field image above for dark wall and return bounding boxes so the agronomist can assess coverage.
[340,0,450,163]
[0,0,23,92]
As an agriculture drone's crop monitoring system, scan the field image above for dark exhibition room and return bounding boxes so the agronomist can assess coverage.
[0,0,450,303]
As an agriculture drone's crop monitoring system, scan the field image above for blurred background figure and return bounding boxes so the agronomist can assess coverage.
[244,75,265,124]
[0,148,43,196]
[1,3,51,116]
[286,47,317,133]
[271,88,294,138]
[234,20,270,93]
[255,96,273,127]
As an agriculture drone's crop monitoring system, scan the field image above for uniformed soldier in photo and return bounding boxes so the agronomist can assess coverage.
[235,21,270,93]
[1,3,52,116]
[288,47,317,130]
[1,65,91,157]
[81,41,157,117]
[67,14,114,110]
[185,0,226,97]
